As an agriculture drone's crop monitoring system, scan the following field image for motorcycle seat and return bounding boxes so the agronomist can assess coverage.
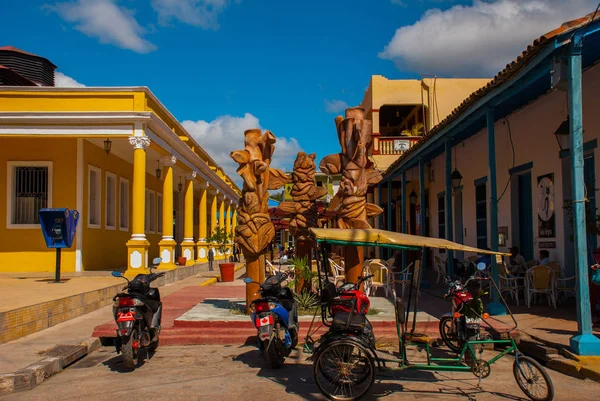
[402,332,431,345]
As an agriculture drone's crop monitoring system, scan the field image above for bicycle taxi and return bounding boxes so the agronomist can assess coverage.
[303,228,554,401]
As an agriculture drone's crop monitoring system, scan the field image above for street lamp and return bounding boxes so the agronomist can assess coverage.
[155,160,162,179]
[553,116,571,151]
[409,190,418,205]
[451,169,463,190]
[103,138,112,155]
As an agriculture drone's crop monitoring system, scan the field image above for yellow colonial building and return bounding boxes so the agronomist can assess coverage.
[0,50,240,274]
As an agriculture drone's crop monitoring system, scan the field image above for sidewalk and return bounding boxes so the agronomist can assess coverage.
[0,262,220,344]
[0,262,245,394]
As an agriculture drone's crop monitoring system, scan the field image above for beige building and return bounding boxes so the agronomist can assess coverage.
[360,75,491,171]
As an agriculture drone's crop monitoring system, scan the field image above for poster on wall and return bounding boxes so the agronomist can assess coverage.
[537,173,556,238]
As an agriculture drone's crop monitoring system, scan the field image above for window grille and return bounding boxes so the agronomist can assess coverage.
[13,166,48,224]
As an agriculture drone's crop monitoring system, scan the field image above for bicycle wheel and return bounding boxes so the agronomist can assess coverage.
[439,316,462,353]
[513,355,554,401]
[313,339,375,401]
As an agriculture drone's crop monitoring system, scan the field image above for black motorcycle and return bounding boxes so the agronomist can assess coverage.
[244,270,298,368]
[111,257,165,369]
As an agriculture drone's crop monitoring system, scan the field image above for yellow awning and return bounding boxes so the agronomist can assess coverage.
[309,228,509,256]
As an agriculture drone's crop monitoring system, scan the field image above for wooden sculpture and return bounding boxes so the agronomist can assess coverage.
[319,107,383,283]
[231,129,288,309]
[279,152,327,290]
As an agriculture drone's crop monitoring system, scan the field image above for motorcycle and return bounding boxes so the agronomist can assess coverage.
[243,270,298,368]
[328,274,376,348]
[111,257,165,369]
[439,262,491,353]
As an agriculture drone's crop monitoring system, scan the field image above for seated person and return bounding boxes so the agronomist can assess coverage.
[538,250,550,266]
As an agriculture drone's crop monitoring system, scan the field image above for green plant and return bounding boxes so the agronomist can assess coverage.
[400,123,424,137]
[293,291,319,310]
[563,191,600,240]
[287,256,318,293]
[205,226,234,254]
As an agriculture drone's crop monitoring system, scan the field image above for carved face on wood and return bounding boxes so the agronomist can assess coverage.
[231,129,288,257]
[319,107,383,229]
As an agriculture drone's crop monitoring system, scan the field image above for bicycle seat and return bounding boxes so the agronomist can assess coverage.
[402,332,431,344]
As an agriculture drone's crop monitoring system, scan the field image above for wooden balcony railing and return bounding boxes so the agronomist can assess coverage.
[372,135,422,156]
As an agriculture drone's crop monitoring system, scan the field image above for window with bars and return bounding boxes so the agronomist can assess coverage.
[158,194,163,234]
[11,165,49,225]
[119,178,129,231]
[88,165,101,227]
[105,173,116,229]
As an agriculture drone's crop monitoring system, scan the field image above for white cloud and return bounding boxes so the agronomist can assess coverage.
[151,0,231,30]
[181,113,303,185]
[50,0,157,53]
[379,0,598,77]
[324,99,349,113]
[54,72,86,87]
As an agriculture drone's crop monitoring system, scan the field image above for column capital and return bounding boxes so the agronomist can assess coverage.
[199,181,210,190]
[129,136,151,149]
[159,155,177,166]
[185,170,197,180]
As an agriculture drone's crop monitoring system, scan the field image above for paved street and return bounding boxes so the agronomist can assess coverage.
[4,344,599,401]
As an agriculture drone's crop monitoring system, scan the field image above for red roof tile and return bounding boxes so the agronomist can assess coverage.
[384,11,600,176]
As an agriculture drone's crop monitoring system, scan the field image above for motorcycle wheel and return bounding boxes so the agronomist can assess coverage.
[121,329,138,369]
[263,337,284,369]
[147,337,159,353]
[439,316,462,353]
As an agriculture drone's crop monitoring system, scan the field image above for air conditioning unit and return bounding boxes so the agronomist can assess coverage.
[551,56,569,91]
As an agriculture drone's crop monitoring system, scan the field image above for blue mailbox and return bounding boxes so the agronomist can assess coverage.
[39,208,79,249]
[39,208,79,283]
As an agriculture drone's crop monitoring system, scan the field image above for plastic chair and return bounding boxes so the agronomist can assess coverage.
[391,262,413,299]
[499,262,521,306]
[526,265,556,308]
[385,258,395,268]
[367,260,393,298]
[266,259,280,276]
[433,255,447,284]
[548,261,576,303]
[328,258,345,286]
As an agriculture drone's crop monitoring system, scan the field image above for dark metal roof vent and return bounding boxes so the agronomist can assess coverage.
[0,46,57,86]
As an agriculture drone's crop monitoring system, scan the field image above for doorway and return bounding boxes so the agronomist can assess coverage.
[454,189,464,259]
[517,172,534,261]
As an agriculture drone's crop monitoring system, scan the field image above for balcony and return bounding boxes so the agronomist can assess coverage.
[373,135,422,156]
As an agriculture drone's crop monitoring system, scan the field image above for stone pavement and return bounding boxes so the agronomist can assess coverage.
[3,344,600,401]
[0,262,245,394]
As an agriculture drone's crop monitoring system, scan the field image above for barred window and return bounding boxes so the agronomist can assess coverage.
[119,178,129,231]
[105,172,116,229]
[11,165,49,225]
[88,165,101,228]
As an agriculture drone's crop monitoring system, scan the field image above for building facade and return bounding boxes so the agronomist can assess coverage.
[0,50,240,274]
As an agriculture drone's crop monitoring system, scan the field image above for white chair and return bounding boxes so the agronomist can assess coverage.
[266,259,280,276]
[365,260,393,298]
[526,265,557,308]
[433,255,447,284]
[499,262,521,306]
[392,260,421,299]
[548,261,576,303]
[328,258,345,286]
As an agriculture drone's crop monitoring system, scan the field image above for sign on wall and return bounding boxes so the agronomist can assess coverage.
[537,173,556,238]
[393,139,410,152]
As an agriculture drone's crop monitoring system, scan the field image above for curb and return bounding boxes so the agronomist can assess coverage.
[0,337,101,395]
[517,332,600,382]
[198,263,246,286]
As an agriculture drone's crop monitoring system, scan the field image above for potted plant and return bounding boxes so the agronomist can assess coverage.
[206,226,236,282]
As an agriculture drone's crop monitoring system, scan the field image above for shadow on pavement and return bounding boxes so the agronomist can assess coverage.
[102,348,158,373]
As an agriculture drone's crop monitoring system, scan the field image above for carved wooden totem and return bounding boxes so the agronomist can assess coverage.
[279,152,327,241]
[319,107,383,283]
[231,129,288,309]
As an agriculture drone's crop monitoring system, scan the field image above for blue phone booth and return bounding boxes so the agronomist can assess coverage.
[39,208,79,282]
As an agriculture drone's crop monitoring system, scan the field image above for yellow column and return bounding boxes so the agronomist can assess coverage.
[126,136,151,274]
[225,201,232,256]
[158,156,177,269]
[195,183,209,263]
[181,171,196,266]
[218,198,225,259]
[210,191,218,260]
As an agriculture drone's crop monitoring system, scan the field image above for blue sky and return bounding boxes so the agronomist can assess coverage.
[1,0,597,182]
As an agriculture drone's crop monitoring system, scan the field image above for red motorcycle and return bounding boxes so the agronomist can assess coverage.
[439,267,490,353]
